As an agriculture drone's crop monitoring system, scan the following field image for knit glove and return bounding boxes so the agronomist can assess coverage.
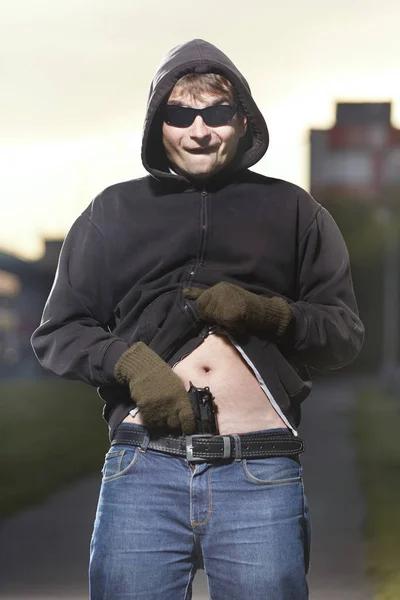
[184,282,293,338]
[114,342,196,434]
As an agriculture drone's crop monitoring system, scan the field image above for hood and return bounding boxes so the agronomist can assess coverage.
[141,39,269,183]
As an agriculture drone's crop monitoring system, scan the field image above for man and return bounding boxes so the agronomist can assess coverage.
[31,39,364,599]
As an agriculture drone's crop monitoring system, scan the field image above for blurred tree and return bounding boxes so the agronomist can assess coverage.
[320,196,400,373]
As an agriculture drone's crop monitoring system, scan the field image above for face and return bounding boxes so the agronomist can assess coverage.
[162,87,247,181]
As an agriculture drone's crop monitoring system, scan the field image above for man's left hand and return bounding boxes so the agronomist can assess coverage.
[183,282,293,338]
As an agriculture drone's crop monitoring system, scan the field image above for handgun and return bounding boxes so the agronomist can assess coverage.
[187,381,219,435]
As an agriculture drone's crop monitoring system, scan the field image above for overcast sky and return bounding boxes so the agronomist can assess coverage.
[1,0,399,259]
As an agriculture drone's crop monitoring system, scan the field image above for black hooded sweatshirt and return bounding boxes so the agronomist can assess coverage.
[31,39,364,439]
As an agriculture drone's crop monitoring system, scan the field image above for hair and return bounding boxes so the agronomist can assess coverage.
[171,72,238,105]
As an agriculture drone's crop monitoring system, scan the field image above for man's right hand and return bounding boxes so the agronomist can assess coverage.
[114,342,196,435]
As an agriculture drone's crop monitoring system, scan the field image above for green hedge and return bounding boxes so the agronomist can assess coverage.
[0,379,109,517]
[354,387,400,599]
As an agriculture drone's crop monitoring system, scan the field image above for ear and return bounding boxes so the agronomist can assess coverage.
[239,113,247,138]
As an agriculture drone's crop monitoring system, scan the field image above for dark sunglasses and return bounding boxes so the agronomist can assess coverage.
[164,104,237,128]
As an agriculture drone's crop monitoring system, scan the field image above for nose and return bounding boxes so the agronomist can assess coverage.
[189,115,211,140]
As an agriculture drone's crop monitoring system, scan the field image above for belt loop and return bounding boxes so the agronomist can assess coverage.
[139,431,150,453]
[222,436,231,459]
[232,434,242,461]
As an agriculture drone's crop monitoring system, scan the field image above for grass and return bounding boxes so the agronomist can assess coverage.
[354,386,400,600]
[0,379,109,518]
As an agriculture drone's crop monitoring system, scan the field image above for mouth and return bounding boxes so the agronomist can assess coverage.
[185,146,218,154]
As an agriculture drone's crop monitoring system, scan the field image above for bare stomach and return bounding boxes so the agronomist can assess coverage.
[122,333,287,434]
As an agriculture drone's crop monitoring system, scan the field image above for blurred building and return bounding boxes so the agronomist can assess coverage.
[310,102,400,202]
[0,240,62,379]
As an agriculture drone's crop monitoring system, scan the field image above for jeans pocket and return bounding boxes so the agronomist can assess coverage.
[242,456,302,485]
[101,446,140,482]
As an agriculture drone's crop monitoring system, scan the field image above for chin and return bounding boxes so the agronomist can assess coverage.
[184,162,223,180]
[187,169,219,181]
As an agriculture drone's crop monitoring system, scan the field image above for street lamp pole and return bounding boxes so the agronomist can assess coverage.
[372,123,399,386]
[379,207,399,383]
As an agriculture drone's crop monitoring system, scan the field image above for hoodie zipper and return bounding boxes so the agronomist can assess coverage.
[183,189,209,321]
[223,330,298,436]
[186,189,208,290]
[171,326,210,369]
[171,325,219,369]
[199,189,208,265]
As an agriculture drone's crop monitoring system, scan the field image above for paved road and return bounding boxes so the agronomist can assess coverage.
[300,377,372,600]
[0,377,372,599]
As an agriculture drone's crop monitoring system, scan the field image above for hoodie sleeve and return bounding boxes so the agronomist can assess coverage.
[30,212,129,386]
[280,204,364,371]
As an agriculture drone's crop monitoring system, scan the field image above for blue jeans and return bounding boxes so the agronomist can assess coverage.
[89,424,311,599]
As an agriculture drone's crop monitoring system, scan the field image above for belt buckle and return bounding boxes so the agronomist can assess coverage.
[186,434,213,463]
[186,434,232,462]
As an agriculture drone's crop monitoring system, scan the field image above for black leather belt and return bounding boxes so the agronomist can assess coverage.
[111,427,305,462]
